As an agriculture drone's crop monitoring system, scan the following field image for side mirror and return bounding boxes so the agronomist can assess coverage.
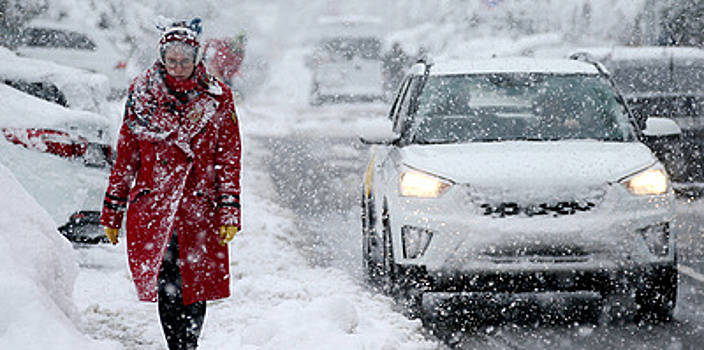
[358,118,398,145]
[642,117,681,137]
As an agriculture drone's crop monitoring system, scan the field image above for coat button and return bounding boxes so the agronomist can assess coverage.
[195,190,205,197]
[187,156,194,163]
[161,159,168,166]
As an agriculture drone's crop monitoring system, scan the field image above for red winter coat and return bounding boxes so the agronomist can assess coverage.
[101,62,241,305]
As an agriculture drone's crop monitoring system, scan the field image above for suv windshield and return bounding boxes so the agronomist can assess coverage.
[411,74,636,143]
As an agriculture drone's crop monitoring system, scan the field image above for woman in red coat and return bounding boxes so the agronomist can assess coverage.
[100,18,241,349]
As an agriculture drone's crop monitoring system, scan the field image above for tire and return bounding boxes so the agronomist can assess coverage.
[377,201,427,318]
[380,202,398,295]
[361,193,382,284]
[636,263,678,322]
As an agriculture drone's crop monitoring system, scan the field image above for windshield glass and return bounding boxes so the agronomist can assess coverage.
[610,59,704,95]
[412,74,636,143]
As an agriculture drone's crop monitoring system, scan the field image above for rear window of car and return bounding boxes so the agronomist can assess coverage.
[3,80,69,107]
[20,27,97,50]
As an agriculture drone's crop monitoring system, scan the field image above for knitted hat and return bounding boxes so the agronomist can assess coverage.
[158,18,203,65]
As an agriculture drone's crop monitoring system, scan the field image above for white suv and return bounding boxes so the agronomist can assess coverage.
[360,57,680,322]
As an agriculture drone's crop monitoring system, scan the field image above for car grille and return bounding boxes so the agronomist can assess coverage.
[482,246,591,264]
[479,201,596,218]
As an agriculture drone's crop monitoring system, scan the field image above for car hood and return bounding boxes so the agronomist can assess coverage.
[399,141,657,192]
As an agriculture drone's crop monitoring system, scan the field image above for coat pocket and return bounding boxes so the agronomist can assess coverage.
[129,188,152,204]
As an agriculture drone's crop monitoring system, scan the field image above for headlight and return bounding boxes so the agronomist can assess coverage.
[400,170,451,197]
[622,168,669,196]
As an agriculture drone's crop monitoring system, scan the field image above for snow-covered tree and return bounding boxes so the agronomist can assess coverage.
[660,0,704,46]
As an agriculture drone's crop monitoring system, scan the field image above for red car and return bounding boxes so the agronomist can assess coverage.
[1,127,113,166]
[2,127,86,158]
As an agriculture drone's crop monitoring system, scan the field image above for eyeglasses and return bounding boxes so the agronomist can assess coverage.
[165,58,195,69]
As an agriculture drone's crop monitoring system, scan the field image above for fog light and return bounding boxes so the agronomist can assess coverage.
[638,223,670,256]
[402,226,433,259]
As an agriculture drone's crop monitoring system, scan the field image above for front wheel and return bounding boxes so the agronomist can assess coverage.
[361,193,383,284]
[636,264,678,322]
[380,203,398,294]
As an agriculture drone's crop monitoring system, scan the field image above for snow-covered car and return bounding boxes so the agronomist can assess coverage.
[14,19,132,98]
[0,82,113,167]
[0,46,112,115]
[0,47,114,167]
[307,17,385,105]
[568,46,704,184]
[0,82,112,244]
[360,57,680,322]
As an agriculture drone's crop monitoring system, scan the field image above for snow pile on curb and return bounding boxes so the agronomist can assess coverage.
[0,162,118,350]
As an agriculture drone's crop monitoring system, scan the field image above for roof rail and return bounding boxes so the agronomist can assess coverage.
[569,52,610,76]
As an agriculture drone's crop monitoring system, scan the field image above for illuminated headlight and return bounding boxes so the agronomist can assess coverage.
[400,170,451,197]
[621,168,669,196]
[401,226,433,259]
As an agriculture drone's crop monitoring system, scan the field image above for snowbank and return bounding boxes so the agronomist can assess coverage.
[0,163,118,350]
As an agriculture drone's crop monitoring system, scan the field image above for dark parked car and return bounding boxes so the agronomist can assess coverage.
[570,46,704,186]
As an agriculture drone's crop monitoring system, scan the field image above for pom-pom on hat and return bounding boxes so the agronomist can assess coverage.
[157,18,203,65]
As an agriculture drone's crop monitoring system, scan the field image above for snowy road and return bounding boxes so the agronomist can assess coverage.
[266,103,704,349]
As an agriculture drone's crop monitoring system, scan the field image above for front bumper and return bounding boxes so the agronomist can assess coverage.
[386,186,676,294]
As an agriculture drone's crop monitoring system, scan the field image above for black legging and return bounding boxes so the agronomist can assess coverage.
[158,230,206,350]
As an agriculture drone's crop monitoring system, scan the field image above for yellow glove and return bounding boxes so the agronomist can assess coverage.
[104,227,119,245]
[219,225,238,246]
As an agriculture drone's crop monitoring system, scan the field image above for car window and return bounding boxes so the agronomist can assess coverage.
[393,77,423,135]
[3,80,69,107]
[607,58,704,118]
[609,62,670,94]
[609,59,704,95]
[411,74,636,143]
[390,78,410,125]
[20,27,97,50]
[672,59,704,94]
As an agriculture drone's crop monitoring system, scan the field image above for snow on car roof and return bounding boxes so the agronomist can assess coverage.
[0,46,110,114]
[0,83,107,137]
[0,47,109,89]
[424,57,601,76]
[569,46,704,62]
